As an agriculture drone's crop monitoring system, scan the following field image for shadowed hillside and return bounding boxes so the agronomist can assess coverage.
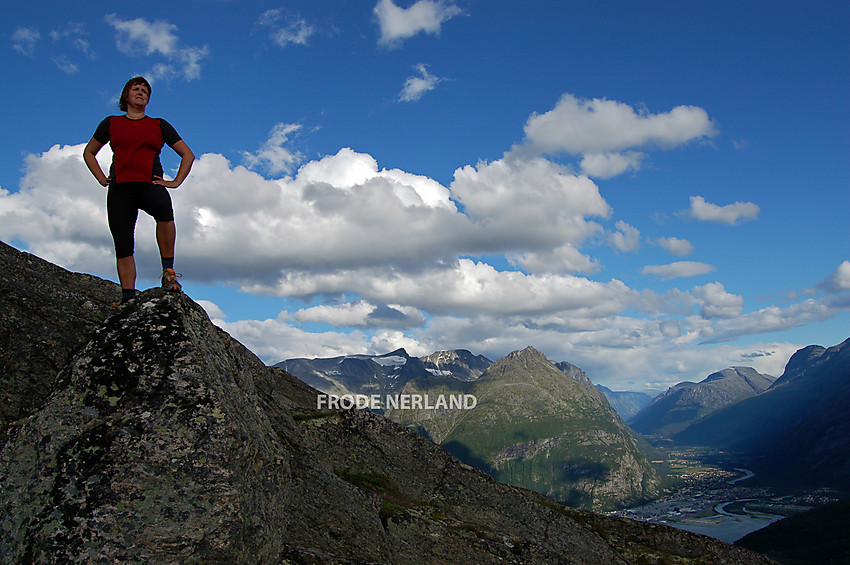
[736,499,850,564]
[675,339,850,489]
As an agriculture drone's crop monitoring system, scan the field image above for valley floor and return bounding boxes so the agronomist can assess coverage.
[609,446,840,544]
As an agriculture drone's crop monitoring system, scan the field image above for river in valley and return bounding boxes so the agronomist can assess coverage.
[671,497,785,543]
[612,468,796,543]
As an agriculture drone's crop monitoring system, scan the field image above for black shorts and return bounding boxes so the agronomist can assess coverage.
[107,182,174,259]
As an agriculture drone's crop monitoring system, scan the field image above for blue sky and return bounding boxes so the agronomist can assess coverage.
[2,0,848,391]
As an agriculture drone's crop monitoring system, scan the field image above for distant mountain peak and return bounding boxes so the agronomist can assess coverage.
[495,346,551,368]
[703,367,775,391]
[596,385,656,421]
[630,365,774,436]
[514,345,546,358]
[419,349,492,381]
[379,347,410,358]
[771,343,831,387]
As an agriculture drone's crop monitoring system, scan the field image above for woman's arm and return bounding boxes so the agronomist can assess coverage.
[83,137,110,187]
[153,140,195,189]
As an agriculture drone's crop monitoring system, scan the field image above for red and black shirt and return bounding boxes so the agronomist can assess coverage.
[93,116,182,185]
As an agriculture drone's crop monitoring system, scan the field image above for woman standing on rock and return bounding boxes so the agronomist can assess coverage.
[83,76,194,303]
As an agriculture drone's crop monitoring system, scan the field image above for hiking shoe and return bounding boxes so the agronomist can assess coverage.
[161,268,182,292]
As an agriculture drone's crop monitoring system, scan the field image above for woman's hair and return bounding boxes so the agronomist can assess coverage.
[118,76,152,112]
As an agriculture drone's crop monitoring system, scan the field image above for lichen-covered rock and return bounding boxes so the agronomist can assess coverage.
[2,291,289,562]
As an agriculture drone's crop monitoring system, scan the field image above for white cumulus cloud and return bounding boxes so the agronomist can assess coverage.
[11,27,40,56]
[818,260,850,293]
[688,195,759,225]
[520,94,717,178]
[693,282,744,319]
[642,261,716,280]
[398,63,445,102]
[451,156,611,252]
[104,14,208,81]
[580,151,645,179]
[374,0,462,46]
[608,221,641,253]
[294,301,426,329]
[653,236,694,256]
[243,123,304,175]
[258,9,315,47]
[699,299,837,344]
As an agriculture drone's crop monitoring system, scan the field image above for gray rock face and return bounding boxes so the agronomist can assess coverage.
[420,349,493,381]
[0,241,776,564]
[554,360,595,387]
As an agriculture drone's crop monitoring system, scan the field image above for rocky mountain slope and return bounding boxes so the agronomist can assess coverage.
[387,347,664,511]
[630,367,775,436]
[675,339,850,489]
[554,360,595,387]
[420,348,492,381]
[0,240,117,445]
[0,241,776,563]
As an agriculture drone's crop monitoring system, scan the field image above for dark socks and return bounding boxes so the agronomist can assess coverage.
[161,257,174,271]
[121,288,137,303]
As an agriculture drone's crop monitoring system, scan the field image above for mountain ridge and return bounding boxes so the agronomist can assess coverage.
[630,366,775,436]
[278,347,436,399]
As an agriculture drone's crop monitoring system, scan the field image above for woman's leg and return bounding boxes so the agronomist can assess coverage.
[107,184,140,298]
[156,220,176,260]
[116,255,137,291]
